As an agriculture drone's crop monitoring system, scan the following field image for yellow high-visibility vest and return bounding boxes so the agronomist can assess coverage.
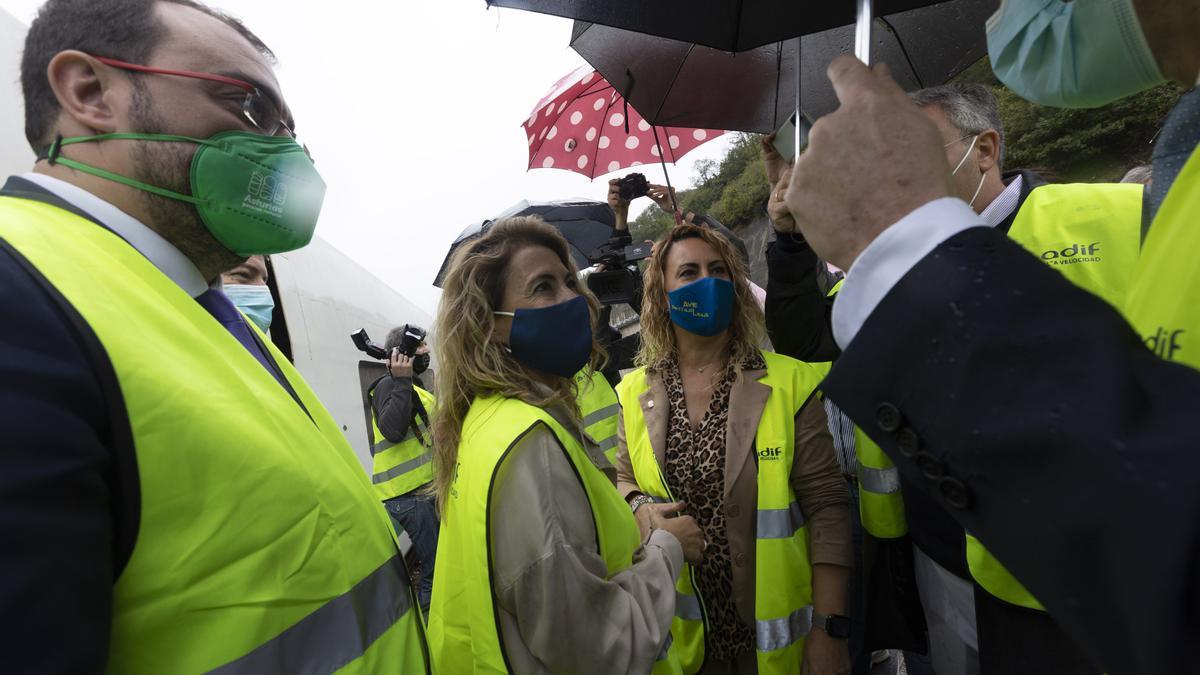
[427,394,679,673]
[617,350,822,674]
[1126,146,1200,369]
[369,382,436,500]
[576,368,621,463]
[0,195,429,673]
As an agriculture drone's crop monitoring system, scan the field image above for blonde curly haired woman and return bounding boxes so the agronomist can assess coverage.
[427,217,705,675]
[614,223,852,675]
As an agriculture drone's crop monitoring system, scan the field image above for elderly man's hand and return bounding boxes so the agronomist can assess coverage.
[785,55,953,271]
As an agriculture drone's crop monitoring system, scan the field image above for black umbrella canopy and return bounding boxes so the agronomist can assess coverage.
[433,200,615,288]
[798,2,994,121]
[571,25,798,134]
[570,0,993,134]
[485,0,957,53]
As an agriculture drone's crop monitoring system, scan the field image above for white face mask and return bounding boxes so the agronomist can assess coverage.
[948,134,987,209]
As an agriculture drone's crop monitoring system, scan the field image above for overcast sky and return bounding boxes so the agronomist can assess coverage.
[0,1,734,314]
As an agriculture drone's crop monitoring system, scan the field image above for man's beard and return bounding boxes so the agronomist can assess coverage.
[128,86,242,281]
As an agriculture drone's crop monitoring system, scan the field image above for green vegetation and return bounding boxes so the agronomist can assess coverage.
[630,134,768,243]
[632,59,1181,241]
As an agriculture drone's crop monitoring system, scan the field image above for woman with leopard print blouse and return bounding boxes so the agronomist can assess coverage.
[615,223,853,675]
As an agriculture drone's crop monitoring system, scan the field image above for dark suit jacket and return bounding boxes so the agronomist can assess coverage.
[766,170,1106,673]
[822,224,1200,675]
[0,179,139,671]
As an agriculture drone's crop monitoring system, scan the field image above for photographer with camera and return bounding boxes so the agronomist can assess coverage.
[367,324,438,615]
[593,175,654,378]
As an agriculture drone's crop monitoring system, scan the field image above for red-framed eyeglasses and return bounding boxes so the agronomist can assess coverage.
[92,55,294,138]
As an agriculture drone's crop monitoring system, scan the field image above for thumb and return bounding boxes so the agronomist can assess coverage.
[658,501,686,515]
[827,54,904,107]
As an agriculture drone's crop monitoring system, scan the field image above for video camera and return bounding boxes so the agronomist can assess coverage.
[586,240,653,306]
[585,172,660,306]
[350,325,426,360]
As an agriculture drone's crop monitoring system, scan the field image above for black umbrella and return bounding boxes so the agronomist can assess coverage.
[484,0,951,53]
[570,0,993,134]
[433,200,615,288]
[489,0,994,156]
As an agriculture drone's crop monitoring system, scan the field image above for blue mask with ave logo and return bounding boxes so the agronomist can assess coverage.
[668,277,734,337]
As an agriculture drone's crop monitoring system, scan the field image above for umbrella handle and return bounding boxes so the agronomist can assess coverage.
[855,0,873,65]
[794,0,868,160]
[651,125,682,224]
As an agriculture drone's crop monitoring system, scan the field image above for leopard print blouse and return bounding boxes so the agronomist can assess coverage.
[660,351,767,663]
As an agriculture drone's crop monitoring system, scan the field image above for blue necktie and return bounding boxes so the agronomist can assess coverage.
[194,288,288,389]
[1148,87,1200,222]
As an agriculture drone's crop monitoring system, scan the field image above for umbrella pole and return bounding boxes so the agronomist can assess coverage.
[855,0,873,65]
[652,126,683,225]
[794,0,871,161]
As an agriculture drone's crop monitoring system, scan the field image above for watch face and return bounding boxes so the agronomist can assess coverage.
[826,615,852,639]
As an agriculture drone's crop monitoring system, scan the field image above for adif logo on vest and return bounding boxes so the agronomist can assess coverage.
[244,170,289,217]
[1041,242,1101,266]
[758,447,783,460]
[1145,327,1185,360]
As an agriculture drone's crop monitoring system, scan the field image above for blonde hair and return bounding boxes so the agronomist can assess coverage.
[430,216,605,513]
[637,223,765,371]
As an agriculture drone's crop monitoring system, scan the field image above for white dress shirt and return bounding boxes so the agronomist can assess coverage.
[20,172,209,297]
[832,174,1025,348]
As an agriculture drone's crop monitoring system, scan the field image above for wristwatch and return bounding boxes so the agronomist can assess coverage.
[628,494,655,514]
[812,612,851,639]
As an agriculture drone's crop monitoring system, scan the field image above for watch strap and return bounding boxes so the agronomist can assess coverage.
[812,611,851,639]
[629,494,655,513]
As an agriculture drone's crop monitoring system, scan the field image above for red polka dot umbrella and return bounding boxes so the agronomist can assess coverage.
[524,65,725,182]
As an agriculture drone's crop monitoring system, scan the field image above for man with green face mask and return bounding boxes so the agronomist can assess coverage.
[778,1,1200,674]
[0,0,429,672]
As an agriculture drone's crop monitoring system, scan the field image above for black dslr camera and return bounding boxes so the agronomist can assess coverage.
[395,324,426,357]
[350,325,426,360]
[617,172,650,201]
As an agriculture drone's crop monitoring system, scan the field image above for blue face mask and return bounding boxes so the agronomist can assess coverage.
[668,277,734,337]
[987,0,1163,108]
[495,295,593,379]
[225,284,275,333]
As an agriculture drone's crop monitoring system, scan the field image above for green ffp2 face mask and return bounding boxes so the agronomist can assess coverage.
[47,131,326,256]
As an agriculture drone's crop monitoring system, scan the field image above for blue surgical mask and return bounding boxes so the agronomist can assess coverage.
[668,277,734,337]
[495,295,593,378]
[987,0,1163,109]
[225,284,275,333]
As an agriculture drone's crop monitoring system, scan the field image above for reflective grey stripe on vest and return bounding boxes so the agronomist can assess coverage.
[756,605,813,653]
[596,435,618,453]
[757,501,805,539]
[675,591,703,622]
[655,631,674,662]
[210,555,413,674]
[858,465,901,495]
[583,403,620,428]
[372,452,433,485]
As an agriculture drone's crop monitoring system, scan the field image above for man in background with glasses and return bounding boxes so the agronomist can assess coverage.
[0,0,428,672]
